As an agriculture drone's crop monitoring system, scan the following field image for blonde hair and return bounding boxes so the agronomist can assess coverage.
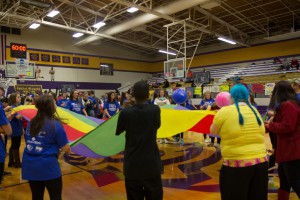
[203,91,212,100]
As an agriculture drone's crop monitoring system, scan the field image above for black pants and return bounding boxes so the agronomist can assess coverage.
[210,136,221,144]
[0,163,4,184]
[220,162,268,200]
[278,159,300,198]
[125,175,163,200]
[28,177,62,200]
[11,136,21,150]
[175,132,183,139]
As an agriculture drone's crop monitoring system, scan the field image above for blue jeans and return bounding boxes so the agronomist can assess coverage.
[278,159,300,198]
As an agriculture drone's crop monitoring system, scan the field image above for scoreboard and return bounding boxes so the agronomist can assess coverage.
[10,43,27,59]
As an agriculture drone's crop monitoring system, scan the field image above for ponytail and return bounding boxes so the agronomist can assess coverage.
[246,100,262,126]
[234,98,244,125]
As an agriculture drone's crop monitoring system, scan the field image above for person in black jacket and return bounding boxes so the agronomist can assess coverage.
[116,80,163,200]
[163,79,169,88]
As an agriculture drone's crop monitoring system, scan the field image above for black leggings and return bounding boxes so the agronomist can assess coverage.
[28,177,62,200]
[220,162,268,200]
[210,136,221,144]
[278,159,300,198]
[11,136,21,150]
[0,163,4,184]
[175,133,183,139]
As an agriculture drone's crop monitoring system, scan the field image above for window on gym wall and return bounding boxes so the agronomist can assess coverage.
[100,63,113,76]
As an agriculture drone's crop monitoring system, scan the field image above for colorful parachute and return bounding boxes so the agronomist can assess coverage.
[13,105,216,158]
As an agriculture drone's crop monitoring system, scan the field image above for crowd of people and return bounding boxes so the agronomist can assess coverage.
[0,77,299,200]
[273,57,300,71]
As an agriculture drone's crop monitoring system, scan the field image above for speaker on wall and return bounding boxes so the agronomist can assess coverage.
[1,26,10,34]
[11,28,21,35]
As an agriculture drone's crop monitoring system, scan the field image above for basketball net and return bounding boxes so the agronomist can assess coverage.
[195,82,203,88]
[18,74,26,83]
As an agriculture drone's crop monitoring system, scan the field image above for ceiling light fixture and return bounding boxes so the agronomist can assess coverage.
[73,33,84,38]
[127,7,138,13]
[47,10,60,17]
[158,50,176,55]
[92,22,106,29]
[29,23,40,29]
[217,37,236,45]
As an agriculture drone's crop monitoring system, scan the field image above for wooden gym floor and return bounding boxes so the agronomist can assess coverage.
[0,133,298,200]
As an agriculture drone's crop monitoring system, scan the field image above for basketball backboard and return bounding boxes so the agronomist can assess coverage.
[193,71,211,85]
[5,59,35,79]
[164,58,186,79]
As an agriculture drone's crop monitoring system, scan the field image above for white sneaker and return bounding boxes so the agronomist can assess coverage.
[164,138,168,144]
[204,139,209,143]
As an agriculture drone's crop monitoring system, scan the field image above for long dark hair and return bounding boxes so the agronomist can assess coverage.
[249,92,257,106]
[29,95,60,137]
[8,93,19,106]
[107,92,116,103]
[70,90,77,101]
[269,81,300,111]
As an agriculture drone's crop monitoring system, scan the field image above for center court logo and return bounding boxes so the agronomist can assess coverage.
[64,143,222,192]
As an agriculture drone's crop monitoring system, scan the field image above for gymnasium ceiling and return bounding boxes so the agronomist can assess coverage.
[0,0,300,56]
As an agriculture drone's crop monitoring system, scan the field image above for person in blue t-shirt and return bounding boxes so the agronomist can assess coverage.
[290,78,300,101]
[200,91,215,110]
[56,92,68,108]
[88,90,99,117]
[103,92,120,119]
[7,93,23,168]
[0,91,12,190]
[200,91,215,143]
[22,95,70,200]
[67,90,88,116]
[185,91,197,110]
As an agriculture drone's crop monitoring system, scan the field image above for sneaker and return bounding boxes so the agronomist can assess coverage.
[180,139,184,145]
[214,144,220,148]
[204,139,209,143]
[164,139,168,144]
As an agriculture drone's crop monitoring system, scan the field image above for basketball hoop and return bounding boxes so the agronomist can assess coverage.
[167,77,173,83]
[18,75,26,82]
[195,82,203,88]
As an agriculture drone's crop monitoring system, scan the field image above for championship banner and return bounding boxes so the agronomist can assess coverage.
[265,83,275,95]
[194,87,202,95]
[14,84,42,95]
[219,85,230,92]
[252,83,264,93]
